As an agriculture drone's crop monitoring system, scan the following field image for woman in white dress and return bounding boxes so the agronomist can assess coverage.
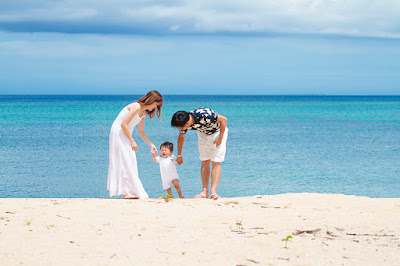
[107,90,163,199]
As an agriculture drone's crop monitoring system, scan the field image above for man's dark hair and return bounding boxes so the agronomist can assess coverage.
[171,111,190,128]
[160,141,173,152]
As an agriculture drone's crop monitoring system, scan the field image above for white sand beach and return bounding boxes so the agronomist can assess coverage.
[0,194,399,265]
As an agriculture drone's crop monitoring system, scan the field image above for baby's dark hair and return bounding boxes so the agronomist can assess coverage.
[160,141,173,152]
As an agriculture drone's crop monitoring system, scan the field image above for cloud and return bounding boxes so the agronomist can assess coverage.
[0,0,399,38]
[0,7,98,22]
[169,25,180,31]
[0,32,171,57]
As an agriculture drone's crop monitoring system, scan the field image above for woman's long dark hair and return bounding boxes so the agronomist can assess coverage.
[137,90,163,119]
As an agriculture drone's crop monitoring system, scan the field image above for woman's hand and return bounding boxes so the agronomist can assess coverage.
[130,140,138,151]
[150,144,157,154]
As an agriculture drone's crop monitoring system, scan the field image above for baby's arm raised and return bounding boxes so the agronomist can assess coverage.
[151,150,158,163]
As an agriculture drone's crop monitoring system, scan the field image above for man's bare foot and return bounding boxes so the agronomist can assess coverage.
[210,194,221,200]
[179,195,184,198]
[123,195,139,199]
[194,192,208,198]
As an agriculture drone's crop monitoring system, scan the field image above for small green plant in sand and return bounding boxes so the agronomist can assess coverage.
[236,220,243,230]
[161,193,173,202]
[26,220,31,226]
[0,217,5,220]
[49,225,55,228]
[182,251,185,255]
[282,235,293,248]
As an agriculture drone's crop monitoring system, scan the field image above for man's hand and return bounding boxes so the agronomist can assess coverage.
[176,156,183,165]
[214,137,223,147]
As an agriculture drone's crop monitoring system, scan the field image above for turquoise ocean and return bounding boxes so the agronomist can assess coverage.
[0,95,399,198]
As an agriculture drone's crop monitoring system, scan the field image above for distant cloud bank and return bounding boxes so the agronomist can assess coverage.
[0,0,399,38]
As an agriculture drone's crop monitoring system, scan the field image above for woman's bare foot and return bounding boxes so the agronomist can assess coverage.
[123,195,139,199]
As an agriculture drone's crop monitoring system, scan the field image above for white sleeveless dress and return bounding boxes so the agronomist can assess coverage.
[107,104,149,199]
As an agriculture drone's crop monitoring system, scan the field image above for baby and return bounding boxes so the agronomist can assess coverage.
[152,141,183,198]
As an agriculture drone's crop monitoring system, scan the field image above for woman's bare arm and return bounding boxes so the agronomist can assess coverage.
[121,103,141,150]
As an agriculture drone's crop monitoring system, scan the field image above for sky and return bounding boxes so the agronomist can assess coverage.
[0,0,399,95]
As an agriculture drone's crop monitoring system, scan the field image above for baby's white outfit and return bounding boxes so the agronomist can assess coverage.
[156,155,179,190]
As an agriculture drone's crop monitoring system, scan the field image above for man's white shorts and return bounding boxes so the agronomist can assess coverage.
[197,128,228,162]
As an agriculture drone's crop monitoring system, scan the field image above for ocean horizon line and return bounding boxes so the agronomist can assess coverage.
[1,94,400,97]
